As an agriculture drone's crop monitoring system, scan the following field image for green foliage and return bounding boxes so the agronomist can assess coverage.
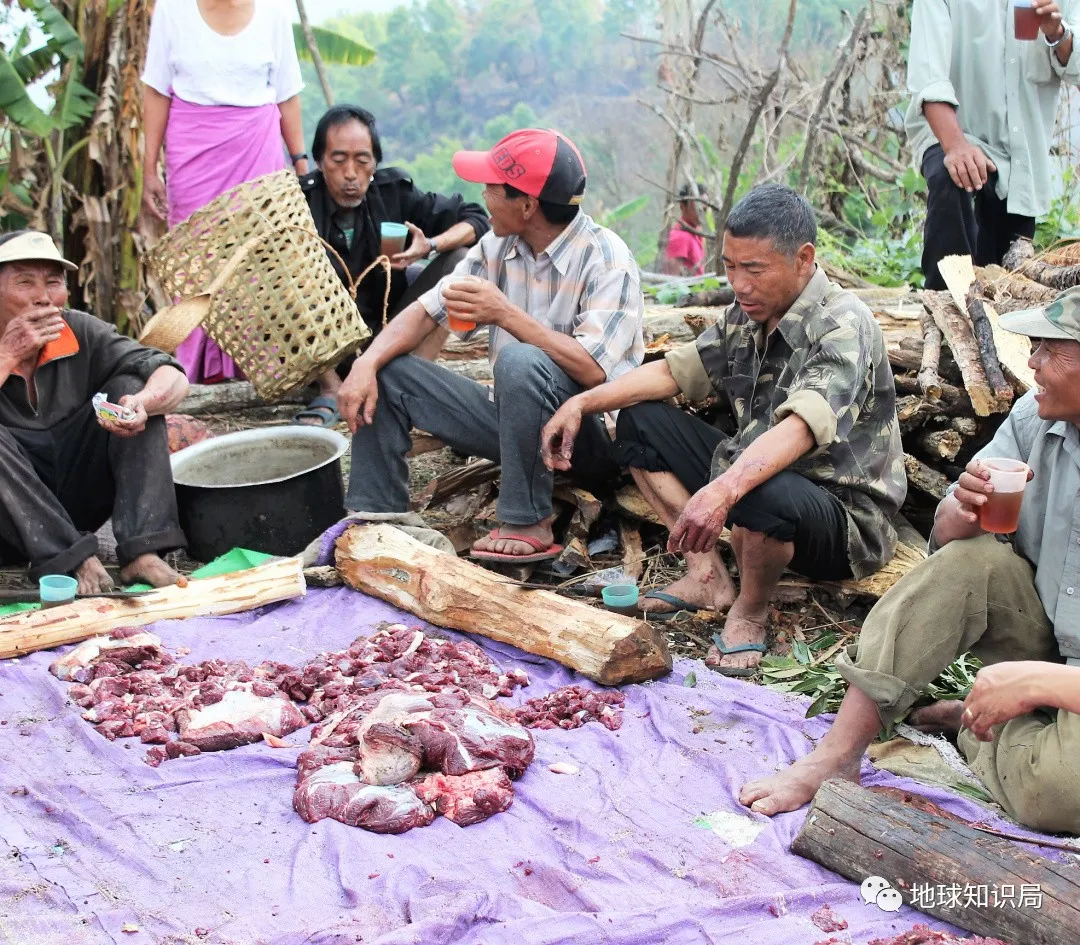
[1036,163,1080,251]
[293,23,376,67]
[761,632,981,722]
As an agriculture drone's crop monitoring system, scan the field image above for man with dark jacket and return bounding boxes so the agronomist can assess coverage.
[296,105,489,425]
[0,230,189,593]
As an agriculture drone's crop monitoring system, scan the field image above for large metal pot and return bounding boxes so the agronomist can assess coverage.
[171,426,348,561]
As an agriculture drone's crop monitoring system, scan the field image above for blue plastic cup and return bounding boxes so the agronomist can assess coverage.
[39,574,78,608]
[380,221,409,257]
[601,584,640,610]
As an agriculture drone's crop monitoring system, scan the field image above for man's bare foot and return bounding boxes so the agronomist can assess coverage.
[119,553,181,588]
[704,601,768,673]
[74,556,114,594]
[907,699,966,736]
[739,749,862,816]
[639,555,736,615]
[471,518,555,557]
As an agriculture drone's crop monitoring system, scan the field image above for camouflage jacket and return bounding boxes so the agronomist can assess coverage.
[664,268,907,578]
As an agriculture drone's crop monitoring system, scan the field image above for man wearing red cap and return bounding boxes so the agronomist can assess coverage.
[337,129,644,561]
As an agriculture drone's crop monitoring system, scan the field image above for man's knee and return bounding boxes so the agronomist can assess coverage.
[614,401,672,443]
[492,342,551,389]
[102,373,145,400]
[1001,731,1080,834]
[931,533,1029,585]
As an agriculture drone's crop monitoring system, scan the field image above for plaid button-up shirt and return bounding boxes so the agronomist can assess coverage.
[419,211,645,381]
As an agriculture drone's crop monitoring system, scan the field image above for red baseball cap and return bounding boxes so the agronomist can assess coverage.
[453,129,587,206]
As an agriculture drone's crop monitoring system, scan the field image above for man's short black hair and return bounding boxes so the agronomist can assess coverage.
[503,184,579,226]
[312,105,383,164]
[724,184,816,257]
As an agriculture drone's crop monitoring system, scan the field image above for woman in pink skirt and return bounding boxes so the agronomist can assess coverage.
[141,0,308,384]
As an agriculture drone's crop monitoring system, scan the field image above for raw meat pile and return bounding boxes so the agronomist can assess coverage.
[50,622,627,833]
[515,684,626,730]
[50,628,305,765]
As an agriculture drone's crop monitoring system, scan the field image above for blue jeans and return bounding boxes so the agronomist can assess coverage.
[346,343,618,525]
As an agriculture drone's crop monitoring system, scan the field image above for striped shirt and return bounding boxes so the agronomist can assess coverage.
[418,211,645,381]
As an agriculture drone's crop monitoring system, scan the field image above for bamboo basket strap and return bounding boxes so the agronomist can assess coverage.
[260,219,394,327]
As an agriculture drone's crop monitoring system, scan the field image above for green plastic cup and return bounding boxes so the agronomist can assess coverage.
[380,222,408,257]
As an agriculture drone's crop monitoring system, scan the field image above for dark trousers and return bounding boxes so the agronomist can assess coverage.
[614,401,852,581]
[921,144,1036,291]
[0,374,186,578]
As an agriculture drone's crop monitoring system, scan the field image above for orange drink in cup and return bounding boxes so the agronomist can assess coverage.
[979,458,1030,534]
[1013,0,1041,40]
[445,275,481,332]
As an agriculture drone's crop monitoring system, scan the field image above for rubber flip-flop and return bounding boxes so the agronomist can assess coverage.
[470,530,564,564]
[638,590,701,622]
[708,633,768,678]
[292,394,342,428]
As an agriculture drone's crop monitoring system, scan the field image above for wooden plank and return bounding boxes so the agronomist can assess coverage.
[0,558,306,659]
[334,524,671,686]
[177,381,308,415]
[793,779,1080,944]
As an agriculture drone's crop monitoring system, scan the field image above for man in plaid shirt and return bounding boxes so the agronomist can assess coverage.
[337,129,644,562]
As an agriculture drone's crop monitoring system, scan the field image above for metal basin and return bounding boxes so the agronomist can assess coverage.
[171,426,348,561]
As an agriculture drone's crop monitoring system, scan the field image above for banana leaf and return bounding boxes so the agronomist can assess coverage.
[0,48,54,137]
[600,195,649,227]
[20,0,84,62]
[293,24,376,67]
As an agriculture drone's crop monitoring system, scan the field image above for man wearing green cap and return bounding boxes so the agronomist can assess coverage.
[739,286,1080,834]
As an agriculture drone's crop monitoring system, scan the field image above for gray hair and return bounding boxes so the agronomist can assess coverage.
[724,184,816,257]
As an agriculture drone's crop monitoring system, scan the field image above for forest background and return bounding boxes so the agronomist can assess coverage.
[2,0,1079,328]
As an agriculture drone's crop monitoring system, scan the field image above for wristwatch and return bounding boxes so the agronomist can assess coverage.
[427,236,440,260]
[1045,24,1071,48]
[290,151,309,166]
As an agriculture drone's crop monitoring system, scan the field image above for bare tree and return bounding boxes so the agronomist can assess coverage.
[296,0,335,106]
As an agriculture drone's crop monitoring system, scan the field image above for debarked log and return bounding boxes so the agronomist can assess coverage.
[0,557,306,659]
[922,292,1000,417]
[334,523,672,686]
[793,779,1080,944]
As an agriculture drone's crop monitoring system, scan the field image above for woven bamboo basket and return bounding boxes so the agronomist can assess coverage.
[144,170,375,400]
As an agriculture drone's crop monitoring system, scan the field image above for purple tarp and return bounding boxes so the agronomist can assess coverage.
[0,587,1015,945]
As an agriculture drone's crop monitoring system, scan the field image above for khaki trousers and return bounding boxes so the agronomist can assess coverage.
[837,534,1080,833]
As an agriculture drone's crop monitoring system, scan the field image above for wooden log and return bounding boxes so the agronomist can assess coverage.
[335,524,672,685]
[893,374,968,413]
[792,779,1080,944]
[554,485,602,544]
[615,484,662,525]
[967,286,1013,408]
[951,416,978,437]
[1017,257,1080,291]
[896,395,935,435]
[619,521,645,580]
[407,432,447,458]
[0,558,306,660]
[914,428,963,462]
[412,459,501,511]
[979,263,1057,310]
[177,381,309,415]
[921,292,999,416]
[674,286,735,308]
[1003,236,1036,272]
[905,453,951,500]
[917,310,944,401]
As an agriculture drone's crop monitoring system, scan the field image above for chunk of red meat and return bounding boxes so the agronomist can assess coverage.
[406,703,534,777]
[177,689,305,751]
[165,740,202,760]
[297,745,359,782]
[292,762,434,833]
[413,768,515,826]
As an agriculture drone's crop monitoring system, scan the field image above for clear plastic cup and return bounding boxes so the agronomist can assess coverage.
[379,221,408,257]
[979,458,1030,534]
[1013,0,1040,40]
[39,574,78,608]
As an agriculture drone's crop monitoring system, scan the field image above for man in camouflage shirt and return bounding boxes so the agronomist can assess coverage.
[541,185,906,675]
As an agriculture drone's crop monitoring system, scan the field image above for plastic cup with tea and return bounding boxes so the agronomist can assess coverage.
[39,574,78,609]
[379,221,408,258]
[445,275,482,332]
[978,458,1030,534]
[1013,0,1041,40]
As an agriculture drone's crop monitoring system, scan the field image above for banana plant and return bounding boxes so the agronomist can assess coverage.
[0,0,98,239]
[293,0,376,107]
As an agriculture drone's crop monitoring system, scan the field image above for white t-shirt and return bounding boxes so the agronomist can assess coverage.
[141,0,304,107]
